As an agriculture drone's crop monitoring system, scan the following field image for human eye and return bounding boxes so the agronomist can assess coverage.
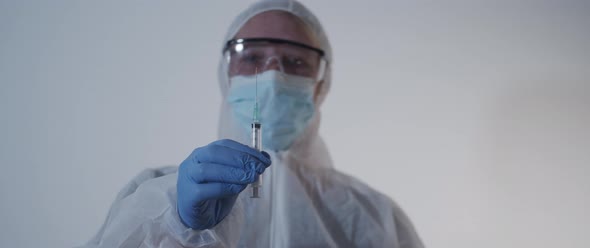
[284,55,309,68]
[239,52,263,64]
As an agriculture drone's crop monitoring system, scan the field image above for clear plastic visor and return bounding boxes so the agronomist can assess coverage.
[223,38,327,82]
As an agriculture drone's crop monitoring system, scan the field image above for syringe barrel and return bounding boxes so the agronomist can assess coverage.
[252,123,262,151]
[250,122,262,198]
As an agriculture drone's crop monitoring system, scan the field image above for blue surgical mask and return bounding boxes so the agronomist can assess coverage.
[227,70,316,151]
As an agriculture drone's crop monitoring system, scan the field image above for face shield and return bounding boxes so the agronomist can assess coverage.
[222,38,327,83]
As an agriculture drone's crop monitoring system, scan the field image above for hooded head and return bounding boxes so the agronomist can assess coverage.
[217,0,333,166]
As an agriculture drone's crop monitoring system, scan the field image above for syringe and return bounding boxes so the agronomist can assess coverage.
[250,68,262,198]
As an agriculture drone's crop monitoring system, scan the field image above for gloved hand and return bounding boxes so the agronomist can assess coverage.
[176,139,271,230]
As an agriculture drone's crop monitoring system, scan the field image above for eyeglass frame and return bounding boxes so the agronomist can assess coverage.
[222,37,328,81]
[222,37,325,58]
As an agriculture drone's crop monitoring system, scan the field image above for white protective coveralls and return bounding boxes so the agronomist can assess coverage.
[80,0,424,247]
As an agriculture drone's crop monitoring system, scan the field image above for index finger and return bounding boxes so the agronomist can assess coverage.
[212,139,270,163]
[192,139,271,171]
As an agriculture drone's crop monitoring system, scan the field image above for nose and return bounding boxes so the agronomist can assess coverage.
[262,56,284,73]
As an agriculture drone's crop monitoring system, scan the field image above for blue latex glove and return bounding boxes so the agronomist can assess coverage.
[176,139,271,230]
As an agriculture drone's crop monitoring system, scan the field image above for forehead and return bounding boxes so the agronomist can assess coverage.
[234,10,318,48]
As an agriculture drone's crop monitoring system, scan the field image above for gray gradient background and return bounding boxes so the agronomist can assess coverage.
[1,0,589,247]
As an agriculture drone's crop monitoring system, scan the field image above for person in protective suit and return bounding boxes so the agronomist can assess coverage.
[81,1,424,247]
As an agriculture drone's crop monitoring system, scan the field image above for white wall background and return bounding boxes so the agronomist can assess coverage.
[1,0,589,247]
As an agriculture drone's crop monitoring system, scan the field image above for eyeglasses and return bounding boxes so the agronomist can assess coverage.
[223,38,327,81]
